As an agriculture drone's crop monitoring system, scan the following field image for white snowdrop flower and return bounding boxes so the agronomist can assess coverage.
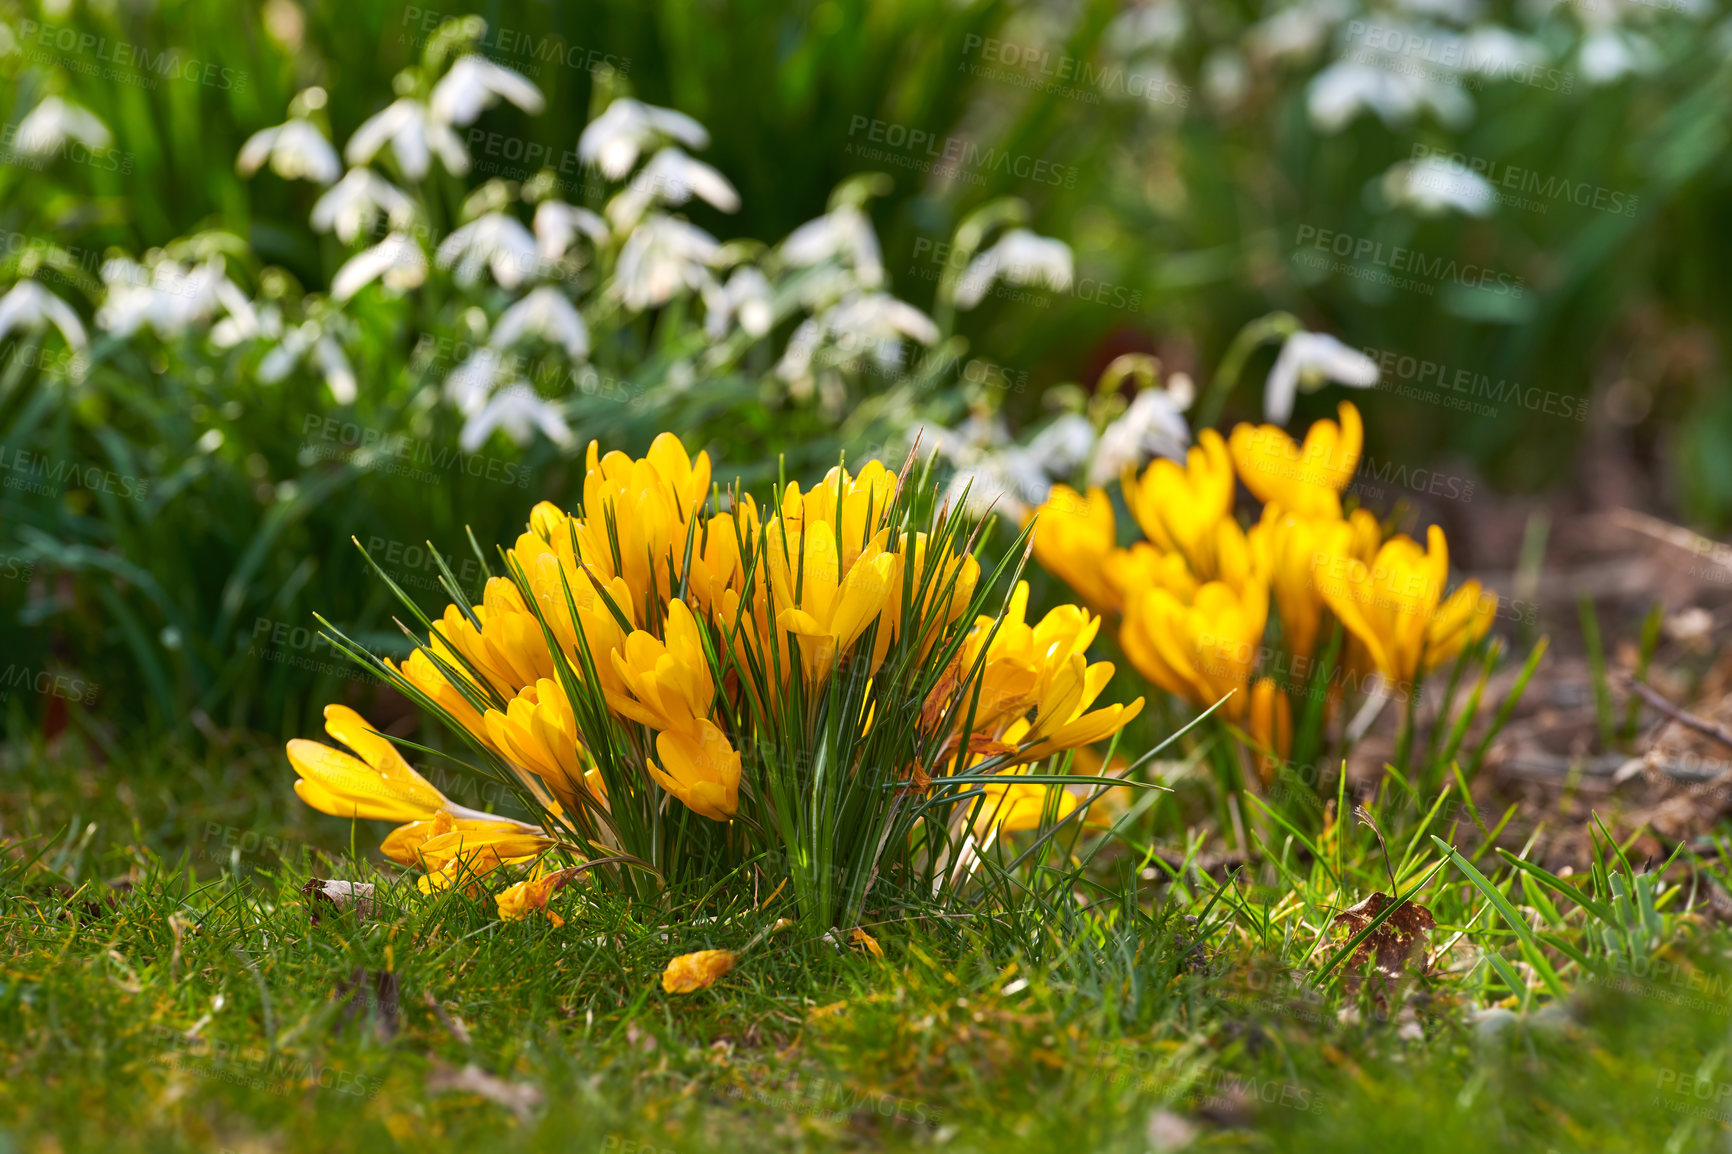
[778,292,938,382]
[207,278,265,347]
[14,96,112,155]
[346,98,468,181]
[606,147,740,228]
[429,55,545,126]
[436,212,539,289]
[0,280,87,349]
[1246,0,1351,63]
[459,383,572,453]
[213,300,282,350]
[445,346,502,416]
[490,285,588,360]
[1105,1,1187,55]
[1264,331,1379,425]
[726,267,773,338]
[237,118,341,184]
[1306,61,1471,132]
[1088,382,1194,485]
[780,204,883,287]
[255,319,356,402]
[257,321,313,384]
[954,230,1073,310]
[310,169,418,244]
[930,412,1096,519]
[1382,155,1497,217]
[1203,50,1250,110]
[578,98,709,180]
[331,232,428,300]
[97,257,229,339]
[1458,27,1546,78]
[1579,28,1656,84]
[533,201,608,264]
[614,215,722,311]
[314,334,357,403]
[700,265,775,341]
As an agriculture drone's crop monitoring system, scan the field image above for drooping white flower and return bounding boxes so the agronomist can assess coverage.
[578,98,709,180]
[778,292,938,382]
[436,213,539,288]
[14,96,112,155]
[1306,59,1472,132]
[929,412,1097,519]
[490,286,589,360]
[345,98,469,180]
[310,169,418,243]
[613,215,722,311]
[97,257,231,339]
[444,346,502,416]
[331,233,428,300]
[1578,28,1657,85]
[0,280,88,349]
[459,383,572,453]
[702,266,773,340]
[1382,155,1497,217]
[606,147,740,228]
[257,318,357,403]
[213,299,282,349]
[237,119,341,184]
[780,204,884,287]
[429,55,545,125]
[1245,0,1352,63]
[1088,379,1195,484]
[954,230,1073,310]
[533,200,608,264]
[1105,1,1187,55]
[1264,331,1379,424]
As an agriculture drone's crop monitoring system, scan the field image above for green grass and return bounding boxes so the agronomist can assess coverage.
[2,731,1724,1152]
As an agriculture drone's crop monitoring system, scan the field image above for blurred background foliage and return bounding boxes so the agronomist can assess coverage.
[2,0,1729,742]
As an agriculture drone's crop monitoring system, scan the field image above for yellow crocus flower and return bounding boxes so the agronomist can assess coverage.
[1029,484,1122,614]
[1313,523,1495,685]
[1228,401,1362,520]
[288,704,451,823]
[1122,429,1235,574]
[484,679,604,813]
[1119,578,1269,720]
[1247,677,1292,785]
[768,523,899,685]
[607,598,741,820]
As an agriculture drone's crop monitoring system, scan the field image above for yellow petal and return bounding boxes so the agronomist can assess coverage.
[661,948,737,993]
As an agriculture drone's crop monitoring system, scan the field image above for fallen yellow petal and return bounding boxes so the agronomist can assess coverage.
[849,927,884,958]
[661,949,737,994]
